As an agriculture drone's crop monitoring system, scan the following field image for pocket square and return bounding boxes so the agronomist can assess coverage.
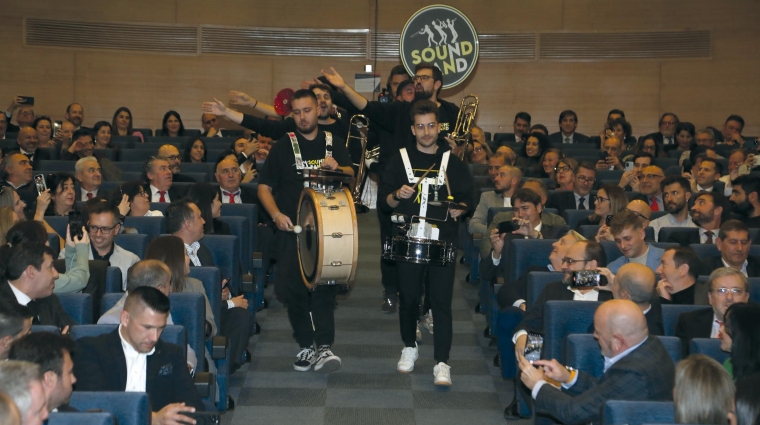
[159,364,173,376]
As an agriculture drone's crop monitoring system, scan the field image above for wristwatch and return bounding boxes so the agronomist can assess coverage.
[392,190,401,201]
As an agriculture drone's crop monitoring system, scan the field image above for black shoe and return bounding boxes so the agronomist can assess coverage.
[381,297,397,314]
[252,322,261,335]
[483,326,490,338]
[493,353,500,367]
[503,399,521,420]
[226,395,236,410]
[474,302,481,313]
[242,349,252,363]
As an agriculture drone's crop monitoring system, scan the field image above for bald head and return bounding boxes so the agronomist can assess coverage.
[16,127,38,153]
[626,199,651,226]
[157,144,181,174]
[614,263,656,308]
[594,300,648,358]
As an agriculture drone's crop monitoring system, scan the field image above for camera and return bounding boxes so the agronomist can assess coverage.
[34,175,47,195]
[378,88,390,103]
[572,270,607,287]
[524,332,543,363]
[624,161,634,172]
[498,219,520,234]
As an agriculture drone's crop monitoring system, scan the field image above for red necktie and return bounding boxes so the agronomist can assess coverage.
[650,197,659,212]
[224,191,236,204]
[86,193,93,200]
[159,191,166,203]
[715,320,723,338]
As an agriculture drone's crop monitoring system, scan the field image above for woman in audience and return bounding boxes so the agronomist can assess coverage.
[675,122,696,152]
[599,118,635,148]
[183,137,207,163]
[515,132,550,171]
[0,187,27,222]
[467,140,491,165]
[554,157,577,191]
[721,302,760,380]
[33,116,54,148]
[625,135,665,162]
[161,110,186,137]
[113,180,163,217]
[43,173,76,217]
[4,220,90,294]
[673,354,734,424]
[731,374,760,425]
[111,106,144,142]
[185,183,230,235]
[576,184,626,230]
[0,206,19,244]
[535,148,562,179]
[92,121,115,150]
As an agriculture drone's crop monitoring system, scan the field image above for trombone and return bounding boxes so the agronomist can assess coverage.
[346,114,372,213]
[449,94,479,160]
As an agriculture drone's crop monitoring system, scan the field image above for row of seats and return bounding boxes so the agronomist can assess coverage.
[30,147,236,164]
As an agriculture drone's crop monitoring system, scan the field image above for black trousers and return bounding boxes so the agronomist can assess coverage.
[220,306,253,365]
[275,231,337,348]
[377,201,398,300]
[397,261,455,363]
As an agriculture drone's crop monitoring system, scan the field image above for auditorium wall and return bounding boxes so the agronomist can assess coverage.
[1,0,758,137]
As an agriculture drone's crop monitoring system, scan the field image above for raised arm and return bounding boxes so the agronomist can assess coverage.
[320,67,368,111]
[229,90,279,118]
[202,98,244,124]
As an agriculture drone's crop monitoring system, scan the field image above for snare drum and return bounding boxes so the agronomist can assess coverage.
[297,187,358,289]
[382,235,456,266]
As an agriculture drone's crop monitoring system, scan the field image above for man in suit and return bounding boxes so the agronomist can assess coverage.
[143,156,182,203]
[729,175,760,228]
[596,136,624,171]
[606,263,664,336]
[474,154,508,193]
[643,112,679,146]
[638,165,666,212]
[689,157,725,194]
[519,299,675,425]
[73,286,205,422]
[215,156,260,206]
[74,156,102,201]
[549,110,590,145]
[14,127,38,163]
[606,210,665,273]
[496,112,531,146]
[0,299,32,361]
[617,152,652,192]
[675,267,749,356]
[721,114,747,146]
[705,219,760,277]
[667,191,730,246]
[656,246,709,305]
[9,332,77,413]
[0,242,75,330]
[3,96,36,134]
[547,161,597,216]
[201,113,227,137]
[650,176,697,241]
[468,165,522,236]
[65,103,85,131]
[0,152,36,219]
[512,240,613,356]
[0,360,49,425]
[157,144,196,183]
[589,109,627,148]
[480,188,569,284]
[59,129,95,161]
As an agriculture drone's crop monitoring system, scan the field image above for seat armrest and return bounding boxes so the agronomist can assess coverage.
[241,273,254,293]
[252,252,263,269]
[194,372,215,399]
[211,336,228,360]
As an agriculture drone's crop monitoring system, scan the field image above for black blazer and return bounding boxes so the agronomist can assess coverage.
[645,299,665,337]
[534,336,675,425]
[666,229,702,246]
[219,185,270,223]
[142,184,184,203]
[194,242,215,267]
[548,132,590,145]
[0,282,75,329]
[704,256,760,278]
[73,329,204,412]
[674,307,713,357]
[495,133,522,146]
[172,173,197,183]
[547,191,592,216]
[515,281,614,335]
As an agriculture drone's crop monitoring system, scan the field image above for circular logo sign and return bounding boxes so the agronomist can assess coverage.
[400,5,479,90]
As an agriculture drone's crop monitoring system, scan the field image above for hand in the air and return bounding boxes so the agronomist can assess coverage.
[201,98,226,116]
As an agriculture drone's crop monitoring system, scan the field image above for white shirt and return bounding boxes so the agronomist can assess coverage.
[650,213,697,241]
[699,227,718,244]
[80,188,98,201]
[562,133,574,144]
[697,184,714,192]
[722,257,748,277]
[710,313,722,338]
[185,241,201,267]
[144,210,164,217]
[503,197,512,208]
[663,136,675,145]
[150,185,170,203]
[574,192,590,209]
[8,282,32,306]
[492,222,542,265]
[221,188,242,204]
[118,324,154,392]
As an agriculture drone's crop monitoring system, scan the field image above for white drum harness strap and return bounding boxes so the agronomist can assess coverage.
[399,148,450,239]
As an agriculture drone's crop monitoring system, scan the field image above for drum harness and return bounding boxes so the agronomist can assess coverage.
[288,131,335,195]
[399,147,450,241]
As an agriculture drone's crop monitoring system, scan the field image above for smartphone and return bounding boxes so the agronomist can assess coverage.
[624,161,634,172]
[599,151,609,160]
[33,174,47,195]
[221,277,230,289]
[181,411,220,425]
[682,159,693,174]
[53,121,62,137]
[572,270,608,287]
[605,215,613,226]
[68,211,84,240]
[248,132,258,142]
[524,332,543,363]
[498,219,519,234]
[18,96,34,105]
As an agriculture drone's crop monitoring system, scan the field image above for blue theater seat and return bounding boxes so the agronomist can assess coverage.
[47,412,114,425]
[122,216,165,240]
[114,234,149,259]
[602,400,674,425]
[662,304,708,336]
[689,338,730,364]
[543,300,602,361]
[58,293,93,325]
[69,392,150,425]
[566,334,681,377]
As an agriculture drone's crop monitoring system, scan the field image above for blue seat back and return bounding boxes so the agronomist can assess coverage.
[750,278,760,302]
[149,202,169,214]
[45,216,68,238]
[579,224,600,240]
[526,272,563,308]
[58,293,93,325]
[566,334,680,378]
[105,266,123,293]
[111,162,144,172]
[47,412,114,425]
[221,203,259,252]
[689,338,730,364]
[35,160,76,172]
[100,293,123,316]
[508,239,558,282]
[114,234,149,259]
[600,241,624,264]
[201,235,240,292]
[110,135,142,148]
[48,233,60,258]
[69,391,150,425]
[31,325,60,333]
[70,324,186,350]
[689,242,760,258]
[562,209,594,229]
[658,227,698,244]
[543,300,602,361]
[122,216,165,240]
[216,216,249,273]
[168,293,206,373]
[188,267,222,333]
[662,304,709,336]
[119,150,154,162]
[602,400,674,425]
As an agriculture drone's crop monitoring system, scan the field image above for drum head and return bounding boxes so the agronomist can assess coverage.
[297,189,321,284]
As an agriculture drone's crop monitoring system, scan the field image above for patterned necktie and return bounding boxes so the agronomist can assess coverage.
[158,191,166,203]
[650,197,659,212]
[86,192,93,200]
[564,137,571,144]
[715,319,723,338]
[578,197,585,210]
[224,191,237,204]
[705,231,714,244]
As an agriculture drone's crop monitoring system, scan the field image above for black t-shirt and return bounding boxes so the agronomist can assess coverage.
[240,114,349,144]
[741,214,760,229]
[258,131,353,222]
[378,145,474,243]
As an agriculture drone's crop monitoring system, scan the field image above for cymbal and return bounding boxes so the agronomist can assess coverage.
[428,201,467,210]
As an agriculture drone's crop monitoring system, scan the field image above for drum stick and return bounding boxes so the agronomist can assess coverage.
[414,163,436,192]
[442,169,457,221]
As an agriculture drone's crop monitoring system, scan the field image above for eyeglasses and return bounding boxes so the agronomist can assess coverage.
[625,208,649,221]
[165,155,181,161]
[596,196,610,203]
[661,120,677,126]
[577,176,596,183]
[87,223,119,235]
[414,122,438,131]
[18,110,34,116]
[561,257,589,265]
[711,288,746,296]
[641,174,664,180]
[412,75,433,82]
[555,165,571,173]
[473,147,483,153]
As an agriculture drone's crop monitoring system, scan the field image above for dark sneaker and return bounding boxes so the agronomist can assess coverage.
[293,347,316,372]
[381,297,397,314]
[314,345,341,373]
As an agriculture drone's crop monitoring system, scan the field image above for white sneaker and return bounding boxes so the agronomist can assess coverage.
[293,347,316,372]
[416,323,422,342]
[433,362,451,386]
[314,345,341,373]
[422,310,434,334]
[397,344,418,373]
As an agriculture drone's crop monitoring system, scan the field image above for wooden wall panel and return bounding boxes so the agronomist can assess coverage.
[2,1,177,23]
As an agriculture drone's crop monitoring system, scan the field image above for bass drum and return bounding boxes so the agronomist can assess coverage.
[297,187,358,290]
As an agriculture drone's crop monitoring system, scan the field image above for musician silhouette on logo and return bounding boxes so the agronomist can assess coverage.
[432,20,447,45]
[412,24,437,48]
[446,18,458,43]
[410,17,460,47]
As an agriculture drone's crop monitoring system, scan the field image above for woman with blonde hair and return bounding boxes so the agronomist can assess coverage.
[0,206,19,244]
[576,185,627,229]
[674,354,734,424]
[554,157,577,191]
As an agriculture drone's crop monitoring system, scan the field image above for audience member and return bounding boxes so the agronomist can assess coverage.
[65,103,85,130]
[0,206,20,243]
[74,156,101,201]
[42,173,75,217]
[185,183,230,235]
[638,165,665,211]
[160,110,185,137]
[596,136,623,170]
[214,157,260,207]
[554,157,577,191]
[477,153,507,191]
[648,112,679,145]
[143,156,181,202]
[656,246,705,305]
[606,210,664,273]
[115,180,163,217]
[31,116,53,149]
[201,113,225,137]
[111,107,144,142]
[91,121,114,150]
[667,191,730,245]
[514,132,550,172]
[0,187,27,223]
[467,140,491,165]
[617,152,652,192]
[4,96,35,133]
[625,199,652,228]
[674,354,734,424]
[0,300,32,361]
[8,332,77,413]
[535,148,561,179]
[721,302,760,380]
[675,121,695,152]
[495,145,516,166]
[496,112,531,145]
[708,220,760,276]
[732,374,760,425]
[722,114,746,146]
[0,153,35,217]
[676,267,749,356]
[14,127,38,163]
[547,161,596,215]
[0,111,7,140]
[166,199,213,266]
[688,156,725,193]
[575,184,626,229]
[0,390,21,425]
[605,262,663,335]
[518,299,674,425]
[183,137,206,163]
[75,286,205,421]
[0,361,48,425]
[53,121,76,152]
[60,129,94,161]
[627,135,665,160]
[157,144,196,183]
[468,165,522,236]
[650,176,696,241]
[730,175,760,227]
[549,110,589,145]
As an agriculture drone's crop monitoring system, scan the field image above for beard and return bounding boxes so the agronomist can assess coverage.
[414,89,433,102]
[732,200,754,216]
[296,119,318,134]
[494,181,511,194]
[665,199,685,214]
[692,210,714,226]
[562,271,573,286]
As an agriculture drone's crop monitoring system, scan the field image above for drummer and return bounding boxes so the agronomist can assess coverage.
[257,89,354,374]
[379,100,474,386]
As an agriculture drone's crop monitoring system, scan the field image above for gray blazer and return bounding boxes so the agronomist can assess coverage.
[468,191,510,236]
